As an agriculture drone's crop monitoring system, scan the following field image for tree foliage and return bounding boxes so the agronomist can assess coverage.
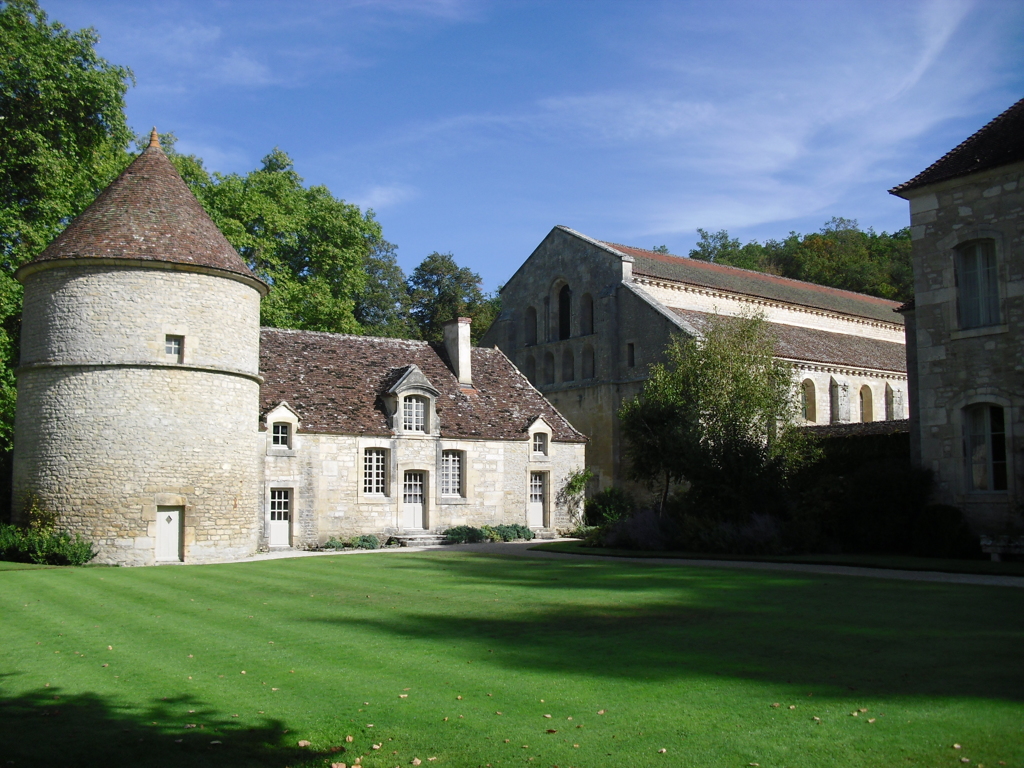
[620,313,808,518]
[0,0,133,450]
[354,239,419,339]
[688,218,913,301]
[408,251,499,344]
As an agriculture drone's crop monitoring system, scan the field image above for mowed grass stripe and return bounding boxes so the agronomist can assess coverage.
[1,551,1022,768]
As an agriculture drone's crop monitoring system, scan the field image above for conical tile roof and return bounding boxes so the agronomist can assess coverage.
[27,132,256,280]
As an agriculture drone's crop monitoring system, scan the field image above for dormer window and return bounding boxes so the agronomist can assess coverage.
[272,422,291,448]
[532,433,548,455]
[403,396,427,432]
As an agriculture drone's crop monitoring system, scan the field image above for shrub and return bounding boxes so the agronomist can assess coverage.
[0,523,96,566]
[493,523,534,541]
[323,536,346,550]
[444,526,486,544]
[351,534,380,550]
[584,487,635,525]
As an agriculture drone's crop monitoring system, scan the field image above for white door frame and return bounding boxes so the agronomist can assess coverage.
[402,470,427,530]
[156,505,183,562]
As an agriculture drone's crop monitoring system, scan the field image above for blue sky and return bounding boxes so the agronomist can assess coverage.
[44,0,1024,291]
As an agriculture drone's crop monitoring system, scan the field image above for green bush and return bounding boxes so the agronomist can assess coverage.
[444,526,486,544]
[584,487,635,525]
[323,537,346,550]
[0,523,96,566]
[351,534,380,550]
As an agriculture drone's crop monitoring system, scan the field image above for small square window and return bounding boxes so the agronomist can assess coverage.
[272,423,291,448]
[532,433,548,455]
[165,335,183,361]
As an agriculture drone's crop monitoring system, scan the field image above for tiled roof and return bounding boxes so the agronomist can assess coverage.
[670,309,906,373]
[259,328,586,442]
[801,419,910,437]
[28,139,257,280]
[601,240,903,325]
[890,97,1024,195]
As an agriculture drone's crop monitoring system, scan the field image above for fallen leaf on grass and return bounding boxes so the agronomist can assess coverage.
[399,694,408,699]
[954,744,962,750]
[858,708,867,713]
[543,714,552,718]
[372,744,381,750]
[573,744,579,748]
[210,740,222,745]
[346,735,354,742]
[812,717,821,722]
[331,763,347,768]
[495,712,503,715]
[657,748,667,754]
[867,718,876,723]
[456,696,462,700]
[298,740,311,747]
[788,705,795,710]
[771,703,780,708]
[546,729,557,734]
[598,710,605,715]
[411,760,422,766]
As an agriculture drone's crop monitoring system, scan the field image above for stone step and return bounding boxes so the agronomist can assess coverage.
[391,533,448,548]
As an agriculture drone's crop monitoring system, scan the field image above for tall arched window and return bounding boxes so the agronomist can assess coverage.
[524,306,538,346]
[956,239,1000,329]
[859,385,873,423]
[965,404,1008,491]
[524,355,536,384]
[582,344,595,379]
[543,352,555,385]
[561,350,574,382]
[885,383,895,420]
[580,293,594,335]
[801,379,816,423]
[558,285,571,340]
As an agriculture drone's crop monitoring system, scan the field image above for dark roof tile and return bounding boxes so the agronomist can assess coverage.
[890,97,1024,195]
[259,329,586,442]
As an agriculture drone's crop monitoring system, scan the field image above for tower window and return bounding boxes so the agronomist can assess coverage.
[165,335,184,361]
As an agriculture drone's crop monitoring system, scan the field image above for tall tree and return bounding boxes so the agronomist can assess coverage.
[354,239,419,339]
[620,313,807,517]
[0,0,133,450]
[408,252,498,344]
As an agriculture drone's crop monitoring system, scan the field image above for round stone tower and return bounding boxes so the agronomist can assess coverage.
[12,130,268,566]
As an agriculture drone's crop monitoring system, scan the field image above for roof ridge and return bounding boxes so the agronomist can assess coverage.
[260,327,432,346]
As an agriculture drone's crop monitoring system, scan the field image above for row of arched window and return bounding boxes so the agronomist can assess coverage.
[524,345,596,386]
[800,378,902,424]
[522,285,594,346]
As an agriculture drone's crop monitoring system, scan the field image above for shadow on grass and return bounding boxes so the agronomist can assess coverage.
[0,684,335,768]
[324,552,1024,703]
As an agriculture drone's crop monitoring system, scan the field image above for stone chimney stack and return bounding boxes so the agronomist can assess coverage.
[443,317,472,387]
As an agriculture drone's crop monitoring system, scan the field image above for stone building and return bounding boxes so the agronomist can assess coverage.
[480,226,908,490]
[890,97,1024,555]
[11,133,585,566]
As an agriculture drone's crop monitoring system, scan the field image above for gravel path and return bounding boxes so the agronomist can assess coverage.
[231,539,1024,588]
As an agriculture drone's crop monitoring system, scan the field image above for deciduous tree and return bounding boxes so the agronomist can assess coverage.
[408,251,498,343]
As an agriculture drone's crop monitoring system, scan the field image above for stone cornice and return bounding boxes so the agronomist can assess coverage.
[783,358,907,380]
[16,360,263,384]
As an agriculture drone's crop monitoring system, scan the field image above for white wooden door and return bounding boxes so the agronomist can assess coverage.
[528,472,545,528]
[403,471,425,529]
[156,506,182,562]
[269,489,291,547]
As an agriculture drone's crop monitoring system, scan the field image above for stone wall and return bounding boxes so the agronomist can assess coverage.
[261,430,586,545]
[901,161,1024,536]
[13,263,263,565]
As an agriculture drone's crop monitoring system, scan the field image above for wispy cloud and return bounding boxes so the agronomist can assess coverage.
[352,183,419,211]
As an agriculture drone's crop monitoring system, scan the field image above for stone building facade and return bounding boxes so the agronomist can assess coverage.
[480,226,908,490]
[11,133,585,566]
[890,97,1024,555]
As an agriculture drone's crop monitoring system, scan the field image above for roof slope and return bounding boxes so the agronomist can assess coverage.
[671,309,906,373]
[890,97,1024,195]
[28,134,255,279]
[259,328,586,442]
[602,240,903,325]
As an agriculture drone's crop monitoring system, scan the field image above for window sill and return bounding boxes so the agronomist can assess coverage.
[267,448,296,457]
[951,324,1008,340]
[440,496,469,505]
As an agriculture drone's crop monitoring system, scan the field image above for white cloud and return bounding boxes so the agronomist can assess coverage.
[352,183,418,211]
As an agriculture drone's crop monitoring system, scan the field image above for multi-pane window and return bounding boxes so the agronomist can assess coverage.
[165,335,183,360]
[270,489,290,521]
[530,472,545,504]
[440,451,462,496]
[532,433,548,455]
[403,396,427,432]
[364,448,387,494]
[966,405,1008,491]
[957,240,1000,328]
[272,422,290,448]
[403,471,425,504]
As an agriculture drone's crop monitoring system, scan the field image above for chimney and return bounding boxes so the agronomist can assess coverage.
[443,317,472,387]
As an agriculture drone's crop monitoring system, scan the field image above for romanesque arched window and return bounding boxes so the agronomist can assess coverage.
[801,379,816,423]
[524,306,538,346]
[885,383,895,420]
[558,285,571,340]
[580,293,594,335]
[859,385,873,423]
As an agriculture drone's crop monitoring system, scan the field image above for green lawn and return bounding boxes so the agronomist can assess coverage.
[531,540,1024,576]
[1,551,1022,768]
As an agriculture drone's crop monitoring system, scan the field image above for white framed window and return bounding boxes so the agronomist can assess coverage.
[272,422,291,448]
[403,396,427,432]
[165,334,183,361]
[270,489,291,521]
[957,240,1000,329]
[532,433,548,455]
[965,405,1008,492]
[440,450,463,496]
[364,448,388,495]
